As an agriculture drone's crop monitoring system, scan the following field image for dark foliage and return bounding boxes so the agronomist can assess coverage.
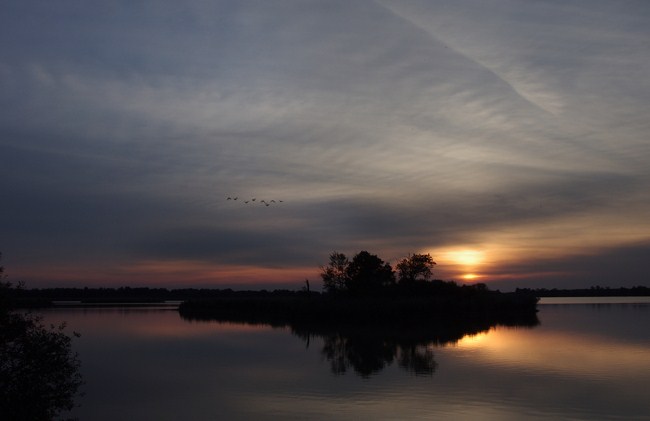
[320,251,349,294]
[0,255,83,421]
[320,250,398,295]
[345,251,396,295]
[396,253,436,284]
[179,288,539,326]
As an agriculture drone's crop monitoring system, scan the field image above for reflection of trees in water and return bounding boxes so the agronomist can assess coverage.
[292,317,538,378]
[1,281,83,420]
[319,333,437,377]
[322,333,398,377]
[179,293,540,378]
[399,345,437,376]
[180,311,540,378]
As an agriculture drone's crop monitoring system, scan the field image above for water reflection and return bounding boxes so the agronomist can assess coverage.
[182,312,539,378]
[304,328,438,377]
[36,304,650,420]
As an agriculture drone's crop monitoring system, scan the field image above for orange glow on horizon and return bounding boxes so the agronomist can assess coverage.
[14,259,317,288]
[429,242,589,284]
[444,249,485,266]
[431,248,489,282]
[455,327,650,379]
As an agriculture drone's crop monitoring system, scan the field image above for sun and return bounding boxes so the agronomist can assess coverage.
[436,249,486,281]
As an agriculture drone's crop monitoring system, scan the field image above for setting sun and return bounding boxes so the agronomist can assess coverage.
[433,249,487,282]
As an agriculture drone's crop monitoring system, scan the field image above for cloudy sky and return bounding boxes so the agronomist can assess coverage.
[2,0,649,290]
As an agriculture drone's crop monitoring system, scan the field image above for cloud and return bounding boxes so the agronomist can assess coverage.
[485,241,650,290]
[2,0,649,288]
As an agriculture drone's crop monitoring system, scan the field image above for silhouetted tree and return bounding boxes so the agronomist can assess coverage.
[396,253,436,285]
[0,254,83,420]
[320,251,350,294]
[345,251,395,295]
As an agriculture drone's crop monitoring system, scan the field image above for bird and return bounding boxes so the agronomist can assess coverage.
[225,195,284,206]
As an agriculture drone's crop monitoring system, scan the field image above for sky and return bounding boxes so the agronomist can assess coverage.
[1,0,649,291]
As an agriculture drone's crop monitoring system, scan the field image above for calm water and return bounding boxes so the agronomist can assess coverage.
[41,299,650,420]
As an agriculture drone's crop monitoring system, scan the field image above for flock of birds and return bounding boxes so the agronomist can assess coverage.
[226,196,284,207]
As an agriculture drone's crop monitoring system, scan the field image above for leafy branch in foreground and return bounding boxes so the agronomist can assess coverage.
[0,254,83,421]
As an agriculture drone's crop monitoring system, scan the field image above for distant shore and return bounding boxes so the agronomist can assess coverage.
[516,286,650,297]
[7,285,649,310]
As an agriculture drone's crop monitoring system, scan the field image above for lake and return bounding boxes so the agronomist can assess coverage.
[41,298,650,420]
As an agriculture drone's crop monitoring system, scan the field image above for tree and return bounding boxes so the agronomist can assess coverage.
[320,251,350,294]
[0,254,83,420]
[345,251,395,295]
[396,253,436,284]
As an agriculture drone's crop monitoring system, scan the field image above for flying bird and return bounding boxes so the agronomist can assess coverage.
[226,195,283,206]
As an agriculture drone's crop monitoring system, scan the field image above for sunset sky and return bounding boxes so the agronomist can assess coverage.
[2,0,649,290]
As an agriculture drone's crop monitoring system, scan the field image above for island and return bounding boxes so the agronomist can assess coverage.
[178,251,540,327]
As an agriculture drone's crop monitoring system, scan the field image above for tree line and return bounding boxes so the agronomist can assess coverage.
[9,250,486,304]
[320,250,486,296]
